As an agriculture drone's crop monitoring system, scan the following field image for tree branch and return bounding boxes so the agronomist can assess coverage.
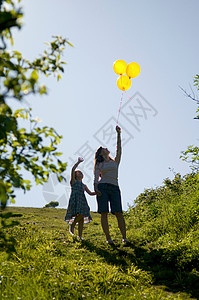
[179,85,199,104]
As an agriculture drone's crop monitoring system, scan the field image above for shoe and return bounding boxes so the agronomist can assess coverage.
[122,238,130,244]
[77,236,84,241]
[69,225,74,236]
[106,239,114,245]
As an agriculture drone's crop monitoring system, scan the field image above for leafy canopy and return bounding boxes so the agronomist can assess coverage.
[0,0,72,208]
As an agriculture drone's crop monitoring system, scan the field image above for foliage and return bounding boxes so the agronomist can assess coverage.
[44,201,59,208]
[1,207,196,299]
[127,173,199,243]
[0,0,72,208]
[0,106,67,209]
[126,172,199,297]
[180,146,199,172]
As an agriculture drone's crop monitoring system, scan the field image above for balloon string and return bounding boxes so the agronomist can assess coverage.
[126,93,132,100]
[116,92,124,125]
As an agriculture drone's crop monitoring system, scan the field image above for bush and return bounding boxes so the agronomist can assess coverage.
[44,201,59,208]
[126,172,199,268]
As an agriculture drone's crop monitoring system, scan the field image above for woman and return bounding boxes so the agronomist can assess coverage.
[94,125,129,245]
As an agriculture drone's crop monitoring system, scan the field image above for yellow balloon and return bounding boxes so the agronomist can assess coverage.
[117,75,132,91]
[113,60,127,75]
[126,62,141,78]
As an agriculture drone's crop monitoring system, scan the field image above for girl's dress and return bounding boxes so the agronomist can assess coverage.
[65,180,92,224]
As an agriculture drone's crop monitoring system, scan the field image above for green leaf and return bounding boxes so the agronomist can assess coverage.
[39,85,47,95]
[30,70,39,81]
[35,177,40,185]
[14,109,25,117]
[53,152,62,156]
[57,74,62,81]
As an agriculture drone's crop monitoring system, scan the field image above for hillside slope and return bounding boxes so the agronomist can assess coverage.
[1,173,199,299]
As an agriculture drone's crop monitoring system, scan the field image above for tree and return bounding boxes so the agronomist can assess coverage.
[45,201,59,208]
[180,75,199,171]
[0,0,72,209]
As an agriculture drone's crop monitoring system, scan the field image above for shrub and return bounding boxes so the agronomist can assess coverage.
[44,201,59,208]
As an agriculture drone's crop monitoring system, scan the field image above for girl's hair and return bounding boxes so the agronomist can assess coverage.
[70,170,82,185]
[75,170,82,179]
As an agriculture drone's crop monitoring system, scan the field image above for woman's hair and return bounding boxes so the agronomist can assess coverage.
[94,146,104,166]
[94,146,114,168]
[94,146,113,176]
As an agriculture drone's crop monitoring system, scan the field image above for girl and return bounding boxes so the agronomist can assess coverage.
[65,157,96,240]
[94,126,129,245]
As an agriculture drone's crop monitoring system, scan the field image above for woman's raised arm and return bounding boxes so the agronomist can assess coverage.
[115,126,121,165]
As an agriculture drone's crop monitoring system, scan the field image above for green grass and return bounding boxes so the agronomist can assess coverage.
[1,172,199,299]
[1,203,198,299]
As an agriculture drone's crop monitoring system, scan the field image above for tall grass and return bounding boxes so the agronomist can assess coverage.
[127,173,199,245]
[126,172,199,284]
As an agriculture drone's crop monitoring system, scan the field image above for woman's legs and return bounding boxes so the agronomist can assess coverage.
[101,213,112,241]
[114,212,126,240]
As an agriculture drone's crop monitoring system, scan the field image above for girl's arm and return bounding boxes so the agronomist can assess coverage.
[115,126,122,165]
[70,157,83,185]
[84,185,96,196]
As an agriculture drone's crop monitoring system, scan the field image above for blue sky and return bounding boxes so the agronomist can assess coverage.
[8,0,199,211]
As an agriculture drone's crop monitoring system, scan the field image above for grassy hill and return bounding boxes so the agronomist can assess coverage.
[0,172,199,299]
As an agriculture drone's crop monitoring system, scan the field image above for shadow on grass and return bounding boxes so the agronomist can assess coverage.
[82,240,199,299]
[132,245,199,299]
[0,212,22,254]
[0,212,23,219]
[81,239,135,268]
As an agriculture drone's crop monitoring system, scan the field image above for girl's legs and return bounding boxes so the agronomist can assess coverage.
[101,213,112,242]
[69,214,84,236]
[77,214,84,238]
[69,223,75,235]
[114,212,126,240]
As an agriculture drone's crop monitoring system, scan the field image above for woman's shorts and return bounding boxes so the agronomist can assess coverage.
[97,183,123,214]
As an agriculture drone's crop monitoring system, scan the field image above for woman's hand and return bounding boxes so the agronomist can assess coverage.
[95,190,102,196]
[116,126,121,134]
[94,183,102,196]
